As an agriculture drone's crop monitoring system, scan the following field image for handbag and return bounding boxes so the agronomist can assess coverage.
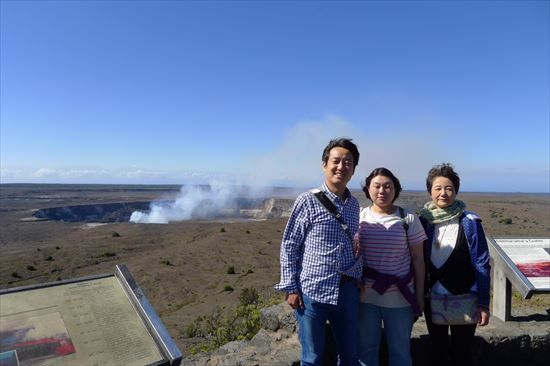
[430,293,478,325]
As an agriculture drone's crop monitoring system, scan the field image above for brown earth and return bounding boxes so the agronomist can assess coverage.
[0,184,548,355]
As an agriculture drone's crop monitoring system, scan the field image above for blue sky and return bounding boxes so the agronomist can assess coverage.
[1,0,548,193]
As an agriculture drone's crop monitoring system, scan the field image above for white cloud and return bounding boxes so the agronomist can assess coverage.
[243,115,440,191]
[0,166,236,185]
[117,169,166,179]
[1,115,547,192]
[33,168,58,178]
[0,168,26,182]
[243,115,361,187]
[60,169,110,179]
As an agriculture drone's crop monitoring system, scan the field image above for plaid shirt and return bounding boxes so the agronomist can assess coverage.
[274,182,361,305]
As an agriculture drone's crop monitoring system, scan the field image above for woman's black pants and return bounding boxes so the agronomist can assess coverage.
[425,299,477,366]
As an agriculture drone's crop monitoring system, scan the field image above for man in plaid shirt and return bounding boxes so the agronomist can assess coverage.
[275,138,362,365]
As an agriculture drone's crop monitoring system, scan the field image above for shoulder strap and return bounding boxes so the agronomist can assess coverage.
[311,189,354,243]
[398,206,410,247]
[398,206,409,231]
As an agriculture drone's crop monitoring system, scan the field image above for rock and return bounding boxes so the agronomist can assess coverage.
[215,340,247,355]
[260,303,296,332]
[249,329,273,355]
[185,303,550,365]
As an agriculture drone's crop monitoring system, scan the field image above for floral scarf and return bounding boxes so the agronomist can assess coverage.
[419,199,466,224]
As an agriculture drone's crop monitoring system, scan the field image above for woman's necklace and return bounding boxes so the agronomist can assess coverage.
[435,220,451,249]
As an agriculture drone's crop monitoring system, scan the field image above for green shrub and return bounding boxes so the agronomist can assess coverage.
[498,217,513,225]
[239,287,259,306]
[223,285,234,292]
[227,266,236,274]
[184,288,282,353]
[161,260,174,266]
[220,227,226,232]
[112,232,121,237]
[45,256,54,261]
[26,265,36,271]
[11,272,21,278]
[185,321,199,338]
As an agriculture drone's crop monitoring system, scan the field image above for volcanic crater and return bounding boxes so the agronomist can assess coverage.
[32,198,295,223]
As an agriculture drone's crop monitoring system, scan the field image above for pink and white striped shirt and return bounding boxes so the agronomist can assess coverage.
[359,206,426,307]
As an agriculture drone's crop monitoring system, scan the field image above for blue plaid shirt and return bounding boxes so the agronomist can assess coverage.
[274,182,361,305]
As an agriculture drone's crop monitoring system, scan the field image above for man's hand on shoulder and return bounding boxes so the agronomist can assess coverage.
[286,292,304,309]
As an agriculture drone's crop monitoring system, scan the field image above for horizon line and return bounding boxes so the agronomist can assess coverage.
[0,182,547,195]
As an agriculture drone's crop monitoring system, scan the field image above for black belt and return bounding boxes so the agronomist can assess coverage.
[340,274,357,285]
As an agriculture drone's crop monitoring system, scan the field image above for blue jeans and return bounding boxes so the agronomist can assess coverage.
[295,280,359,366]
[358,302,414,366]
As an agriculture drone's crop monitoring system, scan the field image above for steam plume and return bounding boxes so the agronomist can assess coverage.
[130,180,235,224]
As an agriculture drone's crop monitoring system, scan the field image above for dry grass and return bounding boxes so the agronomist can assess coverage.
[1,185,548,353]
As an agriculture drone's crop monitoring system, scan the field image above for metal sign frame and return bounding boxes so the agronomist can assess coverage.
[0,264,182,366]
[486,236,550,321]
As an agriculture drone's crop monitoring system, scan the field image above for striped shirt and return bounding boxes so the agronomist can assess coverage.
[359,206,426,307]
[274,182,361,305]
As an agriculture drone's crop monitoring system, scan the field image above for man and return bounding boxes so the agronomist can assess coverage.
[275,138,362,365]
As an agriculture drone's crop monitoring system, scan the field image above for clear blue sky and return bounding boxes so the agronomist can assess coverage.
[1,0,548,193]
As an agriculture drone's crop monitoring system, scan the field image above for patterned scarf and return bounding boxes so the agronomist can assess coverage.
[419,199,466,224]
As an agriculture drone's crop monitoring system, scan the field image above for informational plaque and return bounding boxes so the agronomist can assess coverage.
[493,238,550,290]
[0,265,181,366]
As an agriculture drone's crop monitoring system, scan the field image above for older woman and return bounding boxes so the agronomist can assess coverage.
[419,163,490,366]
[357,167,426,366]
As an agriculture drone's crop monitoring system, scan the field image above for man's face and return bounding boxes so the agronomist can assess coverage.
[322,147,355,190]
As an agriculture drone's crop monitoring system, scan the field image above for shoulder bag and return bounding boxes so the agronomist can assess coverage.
[430,292,478,325]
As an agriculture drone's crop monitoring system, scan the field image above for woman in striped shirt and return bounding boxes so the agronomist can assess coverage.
[357,167,426,366]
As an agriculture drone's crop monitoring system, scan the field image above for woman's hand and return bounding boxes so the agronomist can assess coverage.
[475,306,490,326]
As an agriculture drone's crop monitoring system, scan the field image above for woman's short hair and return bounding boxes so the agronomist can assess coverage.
[362,167,402,202]
[426,163,460,193]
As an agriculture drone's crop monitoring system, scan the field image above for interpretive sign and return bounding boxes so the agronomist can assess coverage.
[493,238,550,289]
[487,236,550,321]
[0,265,182,366]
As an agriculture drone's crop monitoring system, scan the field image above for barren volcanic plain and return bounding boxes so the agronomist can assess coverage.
[1,184,548,354]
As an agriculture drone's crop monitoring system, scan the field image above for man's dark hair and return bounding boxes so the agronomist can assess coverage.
[362,167,402,202]
[426,163,460,193]
[321,138,360,168]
